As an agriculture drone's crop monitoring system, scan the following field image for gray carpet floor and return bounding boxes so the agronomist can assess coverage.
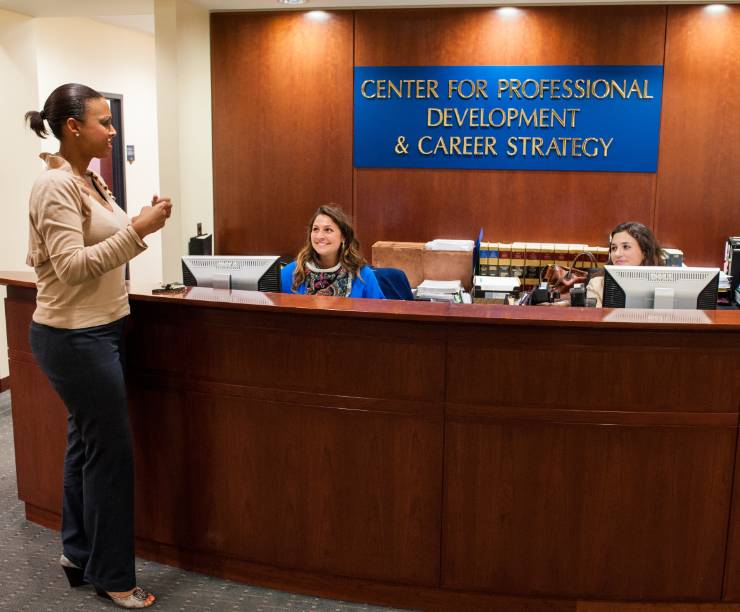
[0,390,412,612]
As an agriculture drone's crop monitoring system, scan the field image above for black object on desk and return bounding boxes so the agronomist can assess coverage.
[725,237,740,304]
[189,223,213,256]
[529,283,550,306]
[570,284,586,307]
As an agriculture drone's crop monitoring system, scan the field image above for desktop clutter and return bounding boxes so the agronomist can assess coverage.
[372,239,475,303]
[372,236,738,310]
[478,242,609,307]
[371,239,606,305]
[372,239,613,306]
[164,226,737,310]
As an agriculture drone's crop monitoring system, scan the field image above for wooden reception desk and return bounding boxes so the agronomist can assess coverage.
[3,270,740,611]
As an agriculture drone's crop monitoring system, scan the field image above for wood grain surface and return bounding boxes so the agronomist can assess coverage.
[211,11,354,259]
[211,5,740,268]
[655,5,740,266]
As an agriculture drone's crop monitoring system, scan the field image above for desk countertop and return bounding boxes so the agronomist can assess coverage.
[3,270,740,331]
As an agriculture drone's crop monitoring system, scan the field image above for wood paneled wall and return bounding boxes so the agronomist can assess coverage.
[211,6,740,267]
[211,12,354,257]
[656,5,740,267]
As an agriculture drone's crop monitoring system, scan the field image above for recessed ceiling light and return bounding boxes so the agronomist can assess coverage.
[306,10,330,21]
[497,7,523,18]
[704,4,729,13]
[278,0,307,5]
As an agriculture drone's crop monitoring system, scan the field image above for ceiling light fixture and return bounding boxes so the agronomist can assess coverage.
[497,7,522,18]
[704,4,729,13]
[306,10,330,21]
[278,0,307,5]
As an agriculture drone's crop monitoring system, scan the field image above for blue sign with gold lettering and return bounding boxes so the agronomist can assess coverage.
[354,66,663,172]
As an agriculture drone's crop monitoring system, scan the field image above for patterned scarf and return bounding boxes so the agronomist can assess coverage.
[304,260,352,297]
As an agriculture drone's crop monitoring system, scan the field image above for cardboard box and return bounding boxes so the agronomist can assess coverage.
[423,249,474,291]
[371,241,474,291]
[371,242,424,288]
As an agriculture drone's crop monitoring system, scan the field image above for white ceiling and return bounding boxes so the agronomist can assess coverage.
[193,0,738,7]
[0,0,735,36]
[2,0,737,17]
[0,0,153,17]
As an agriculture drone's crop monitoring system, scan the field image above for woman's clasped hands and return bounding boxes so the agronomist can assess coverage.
[131,194,172,238]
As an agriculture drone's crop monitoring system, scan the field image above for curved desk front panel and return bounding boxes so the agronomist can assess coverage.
[3,272,740,610]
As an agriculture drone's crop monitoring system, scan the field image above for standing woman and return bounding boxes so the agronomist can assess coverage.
[25,84,170,608]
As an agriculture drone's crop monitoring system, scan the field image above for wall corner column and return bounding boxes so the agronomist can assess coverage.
[154,0,213,283]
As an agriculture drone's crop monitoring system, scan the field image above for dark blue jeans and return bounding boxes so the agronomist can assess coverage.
[29,317,135,591]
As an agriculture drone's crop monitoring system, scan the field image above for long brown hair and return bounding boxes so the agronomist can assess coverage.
[609,221,664,266]
[292,205,367,291]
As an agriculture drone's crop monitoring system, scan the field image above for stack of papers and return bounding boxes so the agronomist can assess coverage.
[417,279,462,294]
[473,276,520,292]
[424,239,474,251]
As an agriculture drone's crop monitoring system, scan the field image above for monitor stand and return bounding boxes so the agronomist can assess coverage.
[654,287,674,309]
[213,272,231,290]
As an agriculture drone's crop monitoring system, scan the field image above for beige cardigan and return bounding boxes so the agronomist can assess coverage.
[26,153,147,329]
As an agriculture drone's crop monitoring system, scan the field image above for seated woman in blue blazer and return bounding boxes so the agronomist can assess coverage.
[281,205,385,299]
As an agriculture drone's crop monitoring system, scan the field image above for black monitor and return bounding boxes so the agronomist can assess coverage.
[603,265,719,310]
[182,256,281,292]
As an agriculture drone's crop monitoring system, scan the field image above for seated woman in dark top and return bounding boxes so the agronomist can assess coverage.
[281,205,385,299]
[587,221,663,307]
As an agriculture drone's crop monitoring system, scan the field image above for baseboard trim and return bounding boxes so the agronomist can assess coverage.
[0,376,9,393]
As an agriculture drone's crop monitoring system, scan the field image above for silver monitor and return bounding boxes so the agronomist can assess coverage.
[182,256,281,292]
[603,265,719,310]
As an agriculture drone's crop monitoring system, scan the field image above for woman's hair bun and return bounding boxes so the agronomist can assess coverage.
[24,110,49,139]
[25,83,102,140]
